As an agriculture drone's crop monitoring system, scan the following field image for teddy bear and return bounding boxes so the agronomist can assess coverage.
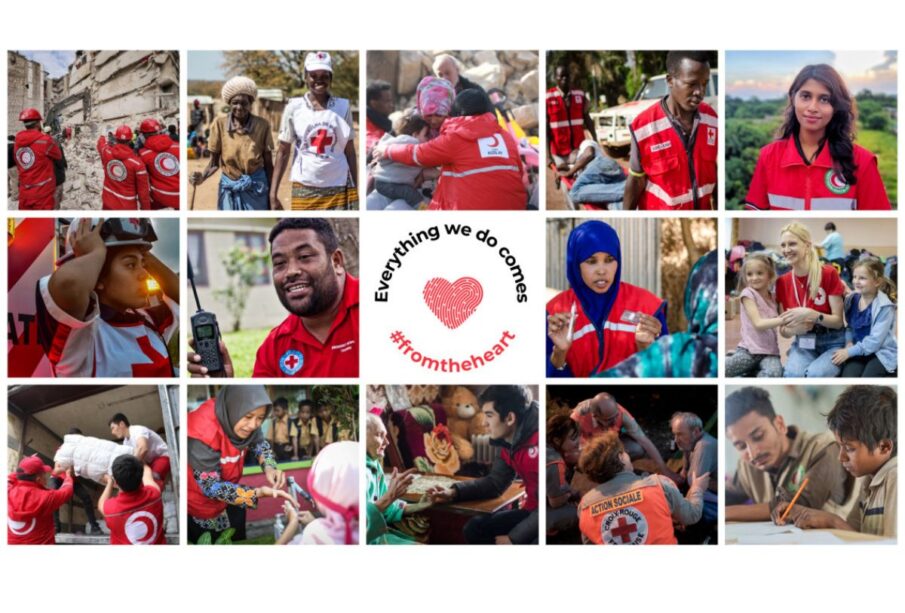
[441,386,488,462]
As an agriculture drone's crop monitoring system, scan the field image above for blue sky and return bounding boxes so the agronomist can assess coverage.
[188,51,226,80]
[727,50,897,98]
[18,51,75,78]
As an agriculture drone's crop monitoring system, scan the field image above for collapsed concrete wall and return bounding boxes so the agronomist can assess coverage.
[9,50,180,210]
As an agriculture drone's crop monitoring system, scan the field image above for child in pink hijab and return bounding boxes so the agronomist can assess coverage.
[301,441,359,544]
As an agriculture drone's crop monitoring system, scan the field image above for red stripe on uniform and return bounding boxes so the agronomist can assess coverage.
[48,323,73,365]
[8,218,55,290]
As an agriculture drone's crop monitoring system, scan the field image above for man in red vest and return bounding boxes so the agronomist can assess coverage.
[8,456,74,545]
[546,64,597,172]
[625,51,717,210]
[578,431,709,545]
[13,108,62,210]
[98,454,166,545]
[138,118,180,209]
[97,125,151,210]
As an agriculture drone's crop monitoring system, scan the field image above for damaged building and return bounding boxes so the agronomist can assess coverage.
[8,50,180,209]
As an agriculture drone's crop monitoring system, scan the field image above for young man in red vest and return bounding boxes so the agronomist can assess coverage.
[97,126,151,210]
[8,456,74,545]
[428,385,539,545]
[13,108,62,210]
[578,431,709,545]
[546,64,597,172]
[98,454,166,545]
[625,51,717,210]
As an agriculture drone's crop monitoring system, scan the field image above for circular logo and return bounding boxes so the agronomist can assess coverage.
[279,350,305,376]
[824,170,851,195]
[600,506,649,545]
[106,159,128,182]
[124,511,159,545]
[154,152,180,177]
[814,286,828,307]
[8,516,37,536]
[528,446,539,459]
[16,146,36,170]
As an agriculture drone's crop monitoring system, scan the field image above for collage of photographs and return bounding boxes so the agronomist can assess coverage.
[3,48,898,548]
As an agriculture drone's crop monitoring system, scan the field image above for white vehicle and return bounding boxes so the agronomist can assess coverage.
[591,70,719,153]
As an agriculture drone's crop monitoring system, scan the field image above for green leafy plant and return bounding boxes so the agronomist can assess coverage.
[213,245,270,332]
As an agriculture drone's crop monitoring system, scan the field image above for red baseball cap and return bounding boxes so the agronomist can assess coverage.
[18,455,53,476]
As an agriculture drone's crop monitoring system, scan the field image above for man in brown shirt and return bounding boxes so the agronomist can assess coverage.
[725,387,858,522]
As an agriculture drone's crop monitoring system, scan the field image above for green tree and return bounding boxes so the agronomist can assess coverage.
[222,50,359,99]
[213,245,270,332]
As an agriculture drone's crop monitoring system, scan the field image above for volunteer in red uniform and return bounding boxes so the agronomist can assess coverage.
[578,431,709,545]
[14,108,62,210]
[36,218,180,378]
[97,125,151,210]
[187,218,358,378]
[373,87,526,210]
[546,64,597,168]
[98,454,165,545]
[427,385,539,544]
[8,456,74,545]
[625,51,717,210]
[137,118,180,209]
[746,63,891,211]
[774,222,846,377]
[187,386,296,543]
[546,220,667,377]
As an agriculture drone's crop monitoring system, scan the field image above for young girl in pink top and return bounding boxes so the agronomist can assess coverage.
[726,253,784,377]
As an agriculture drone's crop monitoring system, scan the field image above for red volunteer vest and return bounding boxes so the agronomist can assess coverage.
[187,399,247,519]
[501,431,539,511]
[631,100,718,210]
[14,129,61,210]
[579,475,677,545]
[571,404,629,445]
[139,134,181,209]
[104,486,166,545]
[546,87,587,157]
[546,284,664,377]
[97,137,150,210]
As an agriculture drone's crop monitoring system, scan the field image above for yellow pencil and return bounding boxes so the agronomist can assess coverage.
[779,477,809,524]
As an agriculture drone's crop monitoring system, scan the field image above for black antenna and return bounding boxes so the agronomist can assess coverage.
[187,257,203,313]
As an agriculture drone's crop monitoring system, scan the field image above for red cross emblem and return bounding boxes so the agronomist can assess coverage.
[284,354,299,369]
[309,128,334,154]
[610,516,638,543]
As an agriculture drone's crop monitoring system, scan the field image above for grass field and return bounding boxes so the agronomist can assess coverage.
[857,129,898,207]
[223,327,270,378]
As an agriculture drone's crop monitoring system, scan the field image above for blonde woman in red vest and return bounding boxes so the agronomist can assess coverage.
[624,51,717,210]
[187,386,297,543]
[546,64,597,171]
[578,431,709,545]
[546,220,667,377]
[745,64,890,211]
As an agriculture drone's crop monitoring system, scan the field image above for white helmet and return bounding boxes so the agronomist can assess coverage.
[57,218,158,265]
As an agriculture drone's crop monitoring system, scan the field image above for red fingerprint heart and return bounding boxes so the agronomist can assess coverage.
[422,277,483,329]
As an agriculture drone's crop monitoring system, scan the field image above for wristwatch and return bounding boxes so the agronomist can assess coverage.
[817,313,824,323]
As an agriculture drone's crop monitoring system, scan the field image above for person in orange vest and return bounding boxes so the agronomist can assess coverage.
[97,125,151,210]
[546,64,597,173]
[625,51,717,210]
[578,431,709,545]
[13,108,63,210]
[138,118,180,209]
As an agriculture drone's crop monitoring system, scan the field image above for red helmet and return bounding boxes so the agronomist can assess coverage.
[19,108,42,122]
[114,125,134,141]
[139,118,162,134]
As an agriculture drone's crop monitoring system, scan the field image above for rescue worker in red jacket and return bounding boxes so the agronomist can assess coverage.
[578,431,709,545]
[625,51,717,210]
[97,125,151,210]
[546,220,667,377]
[373,88,527,210]
[8,455,74,545]
[14,108,63,210]
[427,386,539,545]
[546,63,597,170]
[187,385,297,543]
[138,118,180,209]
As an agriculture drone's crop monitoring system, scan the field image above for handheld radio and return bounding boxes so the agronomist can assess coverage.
[188,257,224,374]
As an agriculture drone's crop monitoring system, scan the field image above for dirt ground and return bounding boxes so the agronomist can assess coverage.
[187,157,291,210]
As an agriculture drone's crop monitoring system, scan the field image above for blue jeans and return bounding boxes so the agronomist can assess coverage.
[783,328,845,378]
[568,156,626,205]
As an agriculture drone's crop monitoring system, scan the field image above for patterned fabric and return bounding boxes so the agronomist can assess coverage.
[291,183,358,210]
[415,76,455,117]
[599,250,718,378]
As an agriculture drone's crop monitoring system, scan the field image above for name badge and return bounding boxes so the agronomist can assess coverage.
[798,334,817,350]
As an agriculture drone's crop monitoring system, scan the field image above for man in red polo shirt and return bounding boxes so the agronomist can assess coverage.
[99,454,165,545]
[8,456,74,545]
[188,218,358,378]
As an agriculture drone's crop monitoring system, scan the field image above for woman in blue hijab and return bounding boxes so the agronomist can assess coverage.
[546,220,668,377]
